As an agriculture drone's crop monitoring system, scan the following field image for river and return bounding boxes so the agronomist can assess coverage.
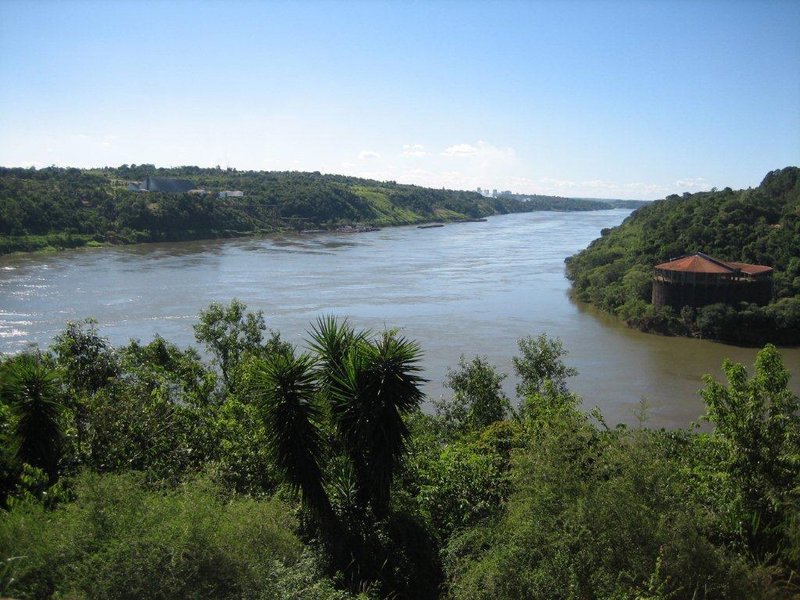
[1,210,798,427]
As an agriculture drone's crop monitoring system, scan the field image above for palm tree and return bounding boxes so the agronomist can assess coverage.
[311,318,426,518]
[308,315,362,392]
[246,350,334,525]
[1,355,64,482]
[351,331,425,517]
[253,318,427,591]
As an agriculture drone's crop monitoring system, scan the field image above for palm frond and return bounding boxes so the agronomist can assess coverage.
[2,355,64,480]
[247,351,332,520]
[324,331,426,516]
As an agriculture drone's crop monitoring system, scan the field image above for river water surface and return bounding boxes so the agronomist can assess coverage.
[1,210,798,427]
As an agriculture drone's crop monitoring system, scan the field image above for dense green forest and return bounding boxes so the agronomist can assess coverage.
[566,167,800,345]
[1,301,798,599]
[0,165,638,255]
[495,191,646,211]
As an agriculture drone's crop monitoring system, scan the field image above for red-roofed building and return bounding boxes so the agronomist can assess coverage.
[652,253,773,309]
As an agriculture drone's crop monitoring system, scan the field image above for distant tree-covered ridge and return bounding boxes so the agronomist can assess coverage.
[566,166,800,345]
[495,191,646,211]
[0,165,638,254]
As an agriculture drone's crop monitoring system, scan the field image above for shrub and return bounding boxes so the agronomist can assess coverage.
[443,413,788,599]
[0,472,352,600]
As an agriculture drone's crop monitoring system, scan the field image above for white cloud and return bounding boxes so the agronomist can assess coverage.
[401,144,427,157]
[674,177,709,191]
[358,150,380,160]
[441,140,516,163]
[442,143,479,157]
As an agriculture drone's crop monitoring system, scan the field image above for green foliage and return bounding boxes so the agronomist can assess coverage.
[0,165,649,255]
[77,376,206,481]
[444,417,782,599]
[308,315,365,397]
[309,318,426,519]
[0,310,433,597]
[0,471,354,600]
[693,300,800,346]
[194,298,265,385]
[701,345,800,565]
[194,298,289,388]
[332,330,426,518]
[3,306,799,598]
[443,346,800,599]
[566,166,800,344]
[245,350,332,522]
[622,265,653,302]
[206,395,278,495]
[50,333,217,483]
[513,333,578,399]
[434,355,510,434]
[493,192,646,212]
[0,354,65,482]
[52,318,119,395]
[413,421,520,540]
[119,335,218,407]
[0,166,486,253]
[236,316,431,593]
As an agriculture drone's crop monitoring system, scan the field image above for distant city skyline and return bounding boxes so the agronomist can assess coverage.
[1,0,798,199]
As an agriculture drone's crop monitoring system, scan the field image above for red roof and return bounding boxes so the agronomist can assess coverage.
[727,262,774,275]
[655,253,772,274]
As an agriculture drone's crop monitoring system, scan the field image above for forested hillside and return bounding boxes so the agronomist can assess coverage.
[566,167,800,345]
[2,304,798,598]
[495,191,646,211]
[0,165,630,254]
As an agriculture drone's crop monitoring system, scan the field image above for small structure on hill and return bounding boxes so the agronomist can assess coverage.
[127,176,195,193]
[652,253,773,309]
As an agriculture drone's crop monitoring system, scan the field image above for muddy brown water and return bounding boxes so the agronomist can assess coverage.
[2,210,797,427]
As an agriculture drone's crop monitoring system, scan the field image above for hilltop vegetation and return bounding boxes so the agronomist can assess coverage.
[566,167,800,345]
[0,165,632,254]
[1,302,798,599]
[496,191,646,211]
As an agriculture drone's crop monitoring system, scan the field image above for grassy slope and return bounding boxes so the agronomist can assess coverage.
[350,185,423,225]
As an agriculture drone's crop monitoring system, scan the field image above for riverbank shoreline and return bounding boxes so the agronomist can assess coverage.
[0,215,498,257]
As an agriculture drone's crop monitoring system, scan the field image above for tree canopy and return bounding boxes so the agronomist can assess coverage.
[566,167,800,345]
[1,165,642,254]
[1,307,798,598]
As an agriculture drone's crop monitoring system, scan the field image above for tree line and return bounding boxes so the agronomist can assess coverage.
[566,166,800,345]
[0,166,633,255]
[494,191,646,211]
[1,301,798,598]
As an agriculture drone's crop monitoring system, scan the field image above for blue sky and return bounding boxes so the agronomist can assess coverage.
[1,0,798,199]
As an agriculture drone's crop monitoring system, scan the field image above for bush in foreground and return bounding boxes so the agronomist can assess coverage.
[0,472,352,600]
